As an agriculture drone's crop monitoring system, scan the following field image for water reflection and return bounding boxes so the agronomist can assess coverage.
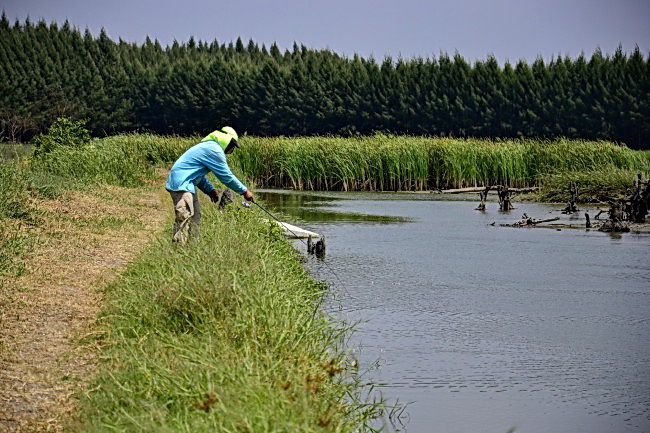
[257,189,411,224]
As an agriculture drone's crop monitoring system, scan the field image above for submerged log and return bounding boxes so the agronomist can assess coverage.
[529,217,561,224]
[500,213,560,227]
[438,186,538,194]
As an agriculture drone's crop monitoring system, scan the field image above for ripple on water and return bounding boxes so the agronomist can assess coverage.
[271,193,650,433]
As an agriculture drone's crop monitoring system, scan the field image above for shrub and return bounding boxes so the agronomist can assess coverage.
[32,117,91,157]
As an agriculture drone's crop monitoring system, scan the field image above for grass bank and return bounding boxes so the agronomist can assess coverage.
[1,134,382,432]
[76,199,381,432]
[1,132,190,280]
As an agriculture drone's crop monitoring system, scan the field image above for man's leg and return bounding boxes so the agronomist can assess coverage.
[170,191,194,244]
[189,192,201,240]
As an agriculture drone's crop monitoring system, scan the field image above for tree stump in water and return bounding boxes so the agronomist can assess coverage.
[475,186,491,211]
[307,235,326,258]
[314,237,326,258]
[497,185,514,211]
[562,181,579,214]
[598,200,630,232]
[628,173,649,223]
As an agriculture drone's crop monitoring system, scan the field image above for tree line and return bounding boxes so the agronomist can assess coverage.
[1,14,649,149]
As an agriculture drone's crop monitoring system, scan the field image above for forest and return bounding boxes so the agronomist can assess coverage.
[1,14,649,149]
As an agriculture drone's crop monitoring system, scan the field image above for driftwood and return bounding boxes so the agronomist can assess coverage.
[599,219,630,232]
[475,186,491,211]
[594,209,607,220]
[497,185,515,211]
[439,186,538,194]
[307,235,326,258]
[499,213,560,227]
[562,181,579,214]
[597,200,630,232]
[527,217,561,224]
[594,173,649,227]
[627,173,650,223]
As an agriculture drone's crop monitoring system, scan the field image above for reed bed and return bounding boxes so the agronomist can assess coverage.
[53,133,646,195]
[98,133,195,166]
[235,135,648,191]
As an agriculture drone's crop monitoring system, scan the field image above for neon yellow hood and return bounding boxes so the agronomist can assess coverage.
[201,127,238,151]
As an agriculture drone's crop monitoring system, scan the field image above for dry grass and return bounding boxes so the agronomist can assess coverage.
[0,181,168,432]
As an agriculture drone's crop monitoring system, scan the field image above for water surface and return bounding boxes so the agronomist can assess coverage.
[259,190,650,433]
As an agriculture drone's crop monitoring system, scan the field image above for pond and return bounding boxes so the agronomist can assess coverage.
[258,190,650,433]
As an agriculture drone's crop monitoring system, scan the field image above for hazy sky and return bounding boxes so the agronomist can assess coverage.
[2,0,649,63]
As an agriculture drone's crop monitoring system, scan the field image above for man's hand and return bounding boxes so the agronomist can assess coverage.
[208,189,219,203]
[242,189,255,203]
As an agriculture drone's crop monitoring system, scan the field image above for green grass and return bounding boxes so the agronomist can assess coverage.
[76,200,383,433]
[1,134,174,282]
[537,166,646,203]
[2,133,382,431]
[234,135,649,193]
[5,131,644,430]
[0,162,38,281]
[31,139,154,187]
[1,143,32,160]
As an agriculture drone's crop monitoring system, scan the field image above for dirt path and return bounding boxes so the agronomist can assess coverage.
[0,184,168,432]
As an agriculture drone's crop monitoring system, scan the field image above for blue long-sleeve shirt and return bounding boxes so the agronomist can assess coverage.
[165,141,247,195]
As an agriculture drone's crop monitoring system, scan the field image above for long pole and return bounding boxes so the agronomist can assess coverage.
[253,201,309,243]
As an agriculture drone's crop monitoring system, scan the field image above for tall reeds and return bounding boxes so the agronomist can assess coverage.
[234,136,649,191]
[47,133,644,195]
[21,131,648,200]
